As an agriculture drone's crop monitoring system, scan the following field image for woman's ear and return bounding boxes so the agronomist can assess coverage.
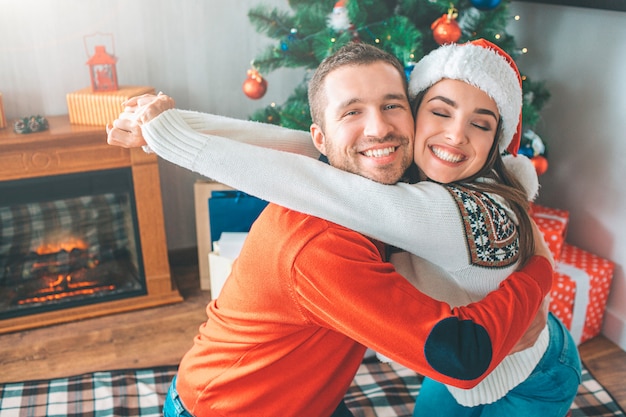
[310,123,327,155]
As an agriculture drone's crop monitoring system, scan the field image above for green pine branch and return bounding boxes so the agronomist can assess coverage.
[245,0,551,146]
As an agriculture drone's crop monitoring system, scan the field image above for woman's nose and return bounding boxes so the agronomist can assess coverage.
[445,120,468,145]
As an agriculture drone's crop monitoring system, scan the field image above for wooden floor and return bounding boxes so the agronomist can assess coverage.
[1,249,625,410]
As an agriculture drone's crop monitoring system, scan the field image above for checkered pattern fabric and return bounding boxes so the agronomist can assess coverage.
[0,361,623,416]
[571,367,626,417]
[0,367,174,417]
[345,358,422,417]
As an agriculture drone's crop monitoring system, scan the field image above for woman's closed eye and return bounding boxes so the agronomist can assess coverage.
[431,110,450,118]
[471,121,491,131]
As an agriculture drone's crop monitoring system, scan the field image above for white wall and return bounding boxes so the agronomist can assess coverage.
[1,0,625,350]
[510,2,626,350]
[0,0,304,250]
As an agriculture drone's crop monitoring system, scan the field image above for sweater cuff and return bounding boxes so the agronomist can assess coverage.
[141,109,206,168]
[521,255,553,295]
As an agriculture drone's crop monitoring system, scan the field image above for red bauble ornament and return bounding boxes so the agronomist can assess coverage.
[243,69,267,100]
[531,155,549,176]
[431,9,461,45]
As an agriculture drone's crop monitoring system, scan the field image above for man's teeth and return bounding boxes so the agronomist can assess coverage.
[431,146,464,163]
[363,146,395,158]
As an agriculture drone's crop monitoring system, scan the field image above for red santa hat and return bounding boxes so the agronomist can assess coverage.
[408,39,539,200]
[408,39,522,156]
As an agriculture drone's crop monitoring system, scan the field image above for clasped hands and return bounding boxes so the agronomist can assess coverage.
[106,92,175,148]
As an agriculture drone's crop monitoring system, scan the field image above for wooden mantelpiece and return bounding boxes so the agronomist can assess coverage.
[0,115,182,334]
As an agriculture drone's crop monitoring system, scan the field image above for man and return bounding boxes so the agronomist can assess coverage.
[107,43,552,417]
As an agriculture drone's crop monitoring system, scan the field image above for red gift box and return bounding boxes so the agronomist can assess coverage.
[530,203,569,262]
[551,243,615,344]
[549,272,576,330]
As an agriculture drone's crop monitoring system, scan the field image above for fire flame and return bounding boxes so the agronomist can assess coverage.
[35,237,89,255]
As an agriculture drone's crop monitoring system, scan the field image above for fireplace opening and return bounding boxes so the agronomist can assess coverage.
[0,168,146,319]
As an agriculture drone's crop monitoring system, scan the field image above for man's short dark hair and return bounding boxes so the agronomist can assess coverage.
[307,43,408,129]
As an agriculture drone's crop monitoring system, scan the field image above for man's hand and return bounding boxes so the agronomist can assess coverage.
[510,295,550,353]
[531,219,554,268]
[106,93,175,149]
[509,219,553,354]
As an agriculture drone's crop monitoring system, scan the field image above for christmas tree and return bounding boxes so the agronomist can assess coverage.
[243,0,550,167]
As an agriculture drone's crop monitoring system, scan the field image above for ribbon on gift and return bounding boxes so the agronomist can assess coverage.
[556,263,591,344]
[533,211,569,225]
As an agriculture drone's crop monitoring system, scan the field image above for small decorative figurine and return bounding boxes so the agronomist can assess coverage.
[13,115,49,134]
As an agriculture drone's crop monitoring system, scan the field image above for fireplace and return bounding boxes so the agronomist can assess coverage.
[0,116,182,333]
[1,169,147,319]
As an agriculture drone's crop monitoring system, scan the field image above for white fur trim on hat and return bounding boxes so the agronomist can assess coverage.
[502,154,539,201]
[408,42,522,154]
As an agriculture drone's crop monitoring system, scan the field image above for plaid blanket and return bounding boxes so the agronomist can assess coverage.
[0,360,623,417]
[345,359,626,417]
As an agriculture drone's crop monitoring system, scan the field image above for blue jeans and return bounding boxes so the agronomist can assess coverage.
[413,313,581,417]
[162,375,355,417]
[162,376,193,417]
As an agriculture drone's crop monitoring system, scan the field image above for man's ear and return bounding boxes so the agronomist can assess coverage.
[310,123,326,155]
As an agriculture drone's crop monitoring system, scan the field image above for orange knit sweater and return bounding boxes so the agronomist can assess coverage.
[176,204,552,417]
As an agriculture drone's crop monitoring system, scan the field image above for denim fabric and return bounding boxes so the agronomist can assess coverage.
[413,313,582,417]
[162,376,194,417]
[330,400,355,417]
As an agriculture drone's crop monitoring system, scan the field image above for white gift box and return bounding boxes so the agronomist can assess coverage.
[208,232,248,299]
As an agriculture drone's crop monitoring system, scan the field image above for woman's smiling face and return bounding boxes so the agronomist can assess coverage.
[413,79,500,184]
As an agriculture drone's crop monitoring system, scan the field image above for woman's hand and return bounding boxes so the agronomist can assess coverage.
[106,92,175,149]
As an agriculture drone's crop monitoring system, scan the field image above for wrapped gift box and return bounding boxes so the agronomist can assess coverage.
[550,272,576,329]
[208,232,247,300]
[530,203,569,262]
[66,85,155,127]
[549,272,576,330]
[209,252,234,300]
[550,243,615,344]
[208,190,268,249]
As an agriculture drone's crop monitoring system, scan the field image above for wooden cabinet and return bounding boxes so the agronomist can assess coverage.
[0,116,182,333]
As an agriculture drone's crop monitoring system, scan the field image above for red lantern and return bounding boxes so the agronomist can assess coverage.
[86,45,119,92]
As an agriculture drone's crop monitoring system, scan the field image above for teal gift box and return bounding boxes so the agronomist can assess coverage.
[208,190,269,250]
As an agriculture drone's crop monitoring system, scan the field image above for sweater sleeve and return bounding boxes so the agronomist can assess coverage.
[295,226,553,389]
[141,110,467,264]
[177,110,319,157]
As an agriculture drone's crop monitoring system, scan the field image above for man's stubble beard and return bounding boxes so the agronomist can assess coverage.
[324,135,413,185]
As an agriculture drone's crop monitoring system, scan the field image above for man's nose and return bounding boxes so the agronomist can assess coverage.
[363,110,393,138]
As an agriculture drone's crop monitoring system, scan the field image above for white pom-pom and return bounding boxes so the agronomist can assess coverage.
[502,154,540,201]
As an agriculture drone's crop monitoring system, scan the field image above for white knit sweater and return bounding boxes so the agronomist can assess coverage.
[141,109,549,406]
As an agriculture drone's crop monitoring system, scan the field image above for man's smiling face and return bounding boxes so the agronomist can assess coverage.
[310,61,414,185]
